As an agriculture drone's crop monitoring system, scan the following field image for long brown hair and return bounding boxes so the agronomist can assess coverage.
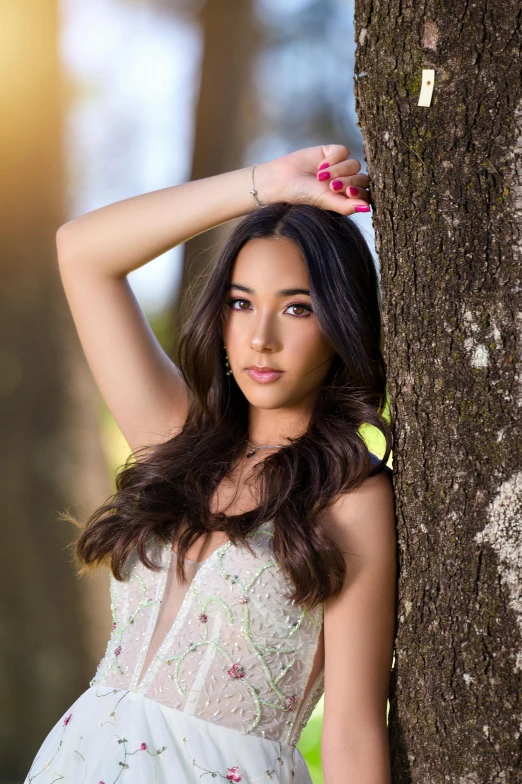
[68,202,392,608]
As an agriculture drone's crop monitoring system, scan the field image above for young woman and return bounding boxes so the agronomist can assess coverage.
[24,144,396,784]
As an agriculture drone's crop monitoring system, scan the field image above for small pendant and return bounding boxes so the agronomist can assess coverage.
[246,449,256,458]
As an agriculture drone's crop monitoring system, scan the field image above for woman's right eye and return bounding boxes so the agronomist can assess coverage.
[227,298,250,310]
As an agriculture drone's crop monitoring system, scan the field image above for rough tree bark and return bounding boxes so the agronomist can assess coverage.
[0,2,111,777]
[353,1,522,781]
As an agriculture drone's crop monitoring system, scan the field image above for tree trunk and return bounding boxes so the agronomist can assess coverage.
[0,2,111,778]
[353,1,522,780]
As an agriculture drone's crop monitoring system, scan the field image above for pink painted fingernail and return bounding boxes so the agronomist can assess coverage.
[348,186,359,196]
[318,171,330,181]
[318,162,329,170]
[355,204,371,212]
[332,180,343,191]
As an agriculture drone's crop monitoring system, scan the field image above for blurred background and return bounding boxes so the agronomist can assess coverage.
[0,1,388,781]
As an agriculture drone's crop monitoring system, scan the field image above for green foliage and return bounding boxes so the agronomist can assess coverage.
[359,390,393,468]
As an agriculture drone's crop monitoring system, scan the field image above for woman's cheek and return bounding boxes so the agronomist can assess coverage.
[288,331,329,370]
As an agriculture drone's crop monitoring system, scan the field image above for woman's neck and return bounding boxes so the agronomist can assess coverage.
[247,404,312,446]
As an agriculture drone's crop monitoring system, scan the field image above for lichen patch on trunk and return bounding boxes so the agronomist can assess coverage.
[475,471,522,673]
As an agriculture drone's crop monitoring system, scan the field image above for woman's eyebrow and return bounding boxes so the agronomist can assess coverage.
[227,283,311,297]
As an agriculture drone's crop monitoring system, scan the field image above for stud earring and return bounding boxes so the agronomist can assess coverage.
[224,345,232,376]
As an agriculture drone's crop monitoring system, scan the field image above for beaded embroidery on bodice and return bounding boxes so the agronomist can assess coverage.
[90,520,324,746]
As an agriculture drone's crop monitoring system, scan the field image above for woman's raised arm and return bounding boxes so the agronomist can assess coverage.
[55,164,281,279]
[54,164,282,453]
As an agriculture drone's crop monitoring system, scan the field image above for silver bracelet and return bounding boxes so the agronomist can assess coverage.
[249,163,269,208]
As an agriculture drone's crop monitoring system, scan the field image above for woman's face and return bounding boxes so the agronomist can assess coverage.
[222,236,337,412]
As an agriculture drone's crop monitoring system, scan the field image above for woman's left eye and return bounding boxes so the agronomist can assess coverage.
[285,303,313,317]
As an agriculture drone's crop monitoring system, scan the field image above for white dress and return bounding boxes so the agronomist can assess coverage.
[24,519,324,783]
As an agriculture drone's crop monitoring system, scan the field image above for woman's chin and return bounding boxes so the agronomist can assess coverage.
[243,396,287,410]
[238,386,300,411]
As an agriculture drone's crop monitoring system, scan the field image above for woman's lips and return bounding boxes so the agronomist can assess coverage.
[245,367,284,383]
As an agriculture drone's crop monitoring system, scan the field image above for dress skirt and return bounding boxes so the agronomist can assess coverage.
[23,684,313,783]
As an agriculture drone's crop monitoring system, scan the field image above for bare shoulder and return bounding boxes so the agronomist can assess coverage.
[320,466,396,573]
[326,465,395,526]
[334,465,394,512]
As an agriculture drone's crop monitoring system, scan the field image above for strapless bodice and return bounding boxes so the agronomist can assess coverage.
[90,520,324,746]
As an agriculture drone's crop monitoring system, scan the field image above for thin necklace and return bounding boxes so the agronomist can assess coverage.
[245,439,287,458]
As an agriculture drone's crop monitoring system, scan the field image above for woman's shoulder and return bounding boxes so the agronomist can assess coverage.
[320,451,395,549]
[319,450,393,531]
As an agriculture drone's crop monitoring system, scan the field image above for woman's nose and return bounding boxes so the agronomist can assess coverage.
[249,314,280,352]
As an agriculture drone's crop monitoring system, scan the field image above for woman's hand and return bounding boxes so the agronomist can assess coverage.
[257,144,372,216]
